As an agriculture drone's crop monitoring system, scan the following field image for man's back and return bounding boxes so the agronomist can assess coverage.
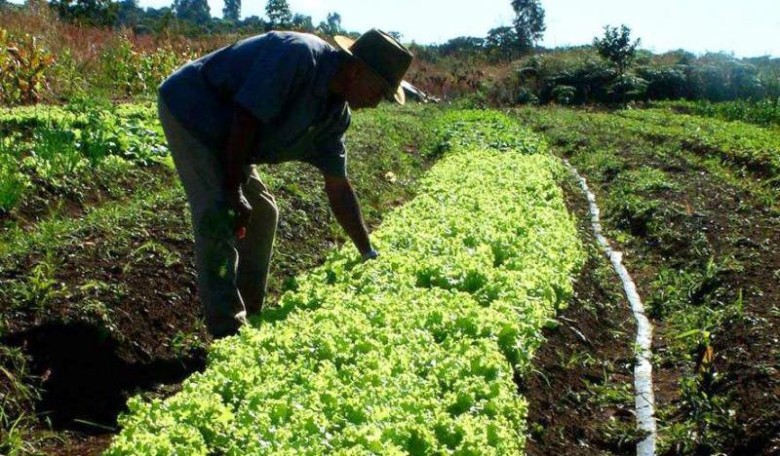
[159,31,349,173]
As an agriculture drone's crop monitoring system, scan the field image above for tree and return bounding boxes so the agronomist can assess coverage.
[486,26,521,61]
[291,13,314,32]
[173,0,210,25]
[49,0,119,27]
[222,0,240,22]
[593,25,641,73]
[511,0,545,53]
[265,0,291,29]
[117,0,142,27]
[438,36,485,57]
[317,12,343,36]
[241,15,266,32]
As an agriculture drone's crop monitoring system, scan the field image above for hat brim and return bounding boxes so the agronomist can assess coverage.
[334,35,406,105]
[333,35,356,54]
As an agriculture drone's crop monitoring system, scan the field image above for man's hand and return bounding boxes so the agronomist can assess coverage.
[361,249,379,261]
[324,175,373,257]
[229,186,252,239]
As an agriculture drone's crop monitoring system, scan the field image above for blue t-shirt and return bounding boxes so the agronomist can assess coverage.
[159,31,351,177]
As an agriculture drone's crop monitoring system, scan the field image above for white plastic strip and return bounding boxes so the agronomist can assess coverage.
[565,161,658,456]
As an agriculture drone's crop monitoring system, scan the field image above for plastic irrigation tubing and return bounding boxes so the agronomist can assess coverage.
[565,160,658,456]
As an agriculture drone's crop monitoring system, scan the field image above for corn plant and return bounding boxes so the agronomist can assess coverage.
[100,34,194,96]
[0,28,55,105]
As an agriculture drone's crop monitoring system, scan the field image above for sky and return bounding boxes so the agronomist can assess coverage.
[18,0,780,57]
[204,0,780,57]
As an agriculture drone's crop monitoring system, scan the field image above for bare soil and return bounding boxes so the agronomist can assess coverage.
[522,179,639,456]
[614,147,780,455]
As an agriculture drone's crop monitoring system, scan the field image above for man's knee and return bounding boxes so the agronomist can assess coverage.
[193,204,233,239]
[256,194,279,222]
[244,179,279,221]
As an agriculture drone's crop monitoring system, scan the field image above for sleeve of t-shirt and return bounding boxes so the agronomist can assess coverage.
[233,44,313,123]
[307,134,348,178]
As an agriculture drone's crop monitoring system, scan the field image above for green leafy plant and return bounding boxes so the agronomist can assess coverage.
[0,100,169,216]
[0,141,30,215]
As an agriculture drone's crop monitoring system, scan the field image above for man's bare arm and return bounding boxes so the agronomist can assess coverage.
[323,175,373,256]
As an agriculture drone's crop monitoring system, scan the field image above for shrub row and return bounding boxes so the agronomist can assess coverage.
[429,47,780,107]
[106,110,584,455]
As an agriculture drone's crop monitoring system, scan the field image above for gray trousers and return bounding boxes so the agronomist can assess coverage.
[158,101,278,337]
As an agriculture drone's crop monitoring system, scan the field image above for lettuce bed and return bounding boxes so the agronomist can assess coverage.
[106,110,584,455]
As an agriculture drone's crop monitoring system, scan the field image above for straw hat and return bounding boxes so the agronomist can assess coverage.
[334,29,413,105]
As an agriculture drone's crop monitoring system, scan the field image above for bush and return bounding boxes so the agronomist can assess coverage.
[636,65,690,100]
[543,59,617,104]
[606,73,648,103]
[551,85,576,105]
[688,55,765,101]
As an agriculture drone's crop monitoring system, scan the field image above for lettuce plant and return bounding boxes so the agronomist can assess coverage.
[106,110,584,456]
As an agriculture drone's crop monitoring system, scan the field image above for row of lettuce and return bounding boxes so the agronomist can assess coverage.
[0,101,169,218]
[105,111,584,455]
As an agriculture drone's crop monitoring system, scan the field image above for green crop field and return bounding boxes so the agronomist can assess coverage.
[2,99,779,455]
[105,111,584,455]
[1,5,779,453]
[0,98,780,455]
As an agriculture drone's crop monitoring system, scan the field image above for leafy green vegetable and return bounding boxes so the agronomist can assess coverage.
[106,110,584,455]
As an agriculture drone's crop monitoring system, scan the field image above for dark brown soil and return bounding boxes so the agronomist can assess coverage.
[522,178,639,456]
[1,188,209,454]
[1,194,355,453]
[39,434,114,456]
[0,164,172,233]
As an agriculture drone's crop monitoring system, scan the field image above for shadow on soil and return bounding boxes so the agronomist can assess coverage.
[3,322,206,433]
